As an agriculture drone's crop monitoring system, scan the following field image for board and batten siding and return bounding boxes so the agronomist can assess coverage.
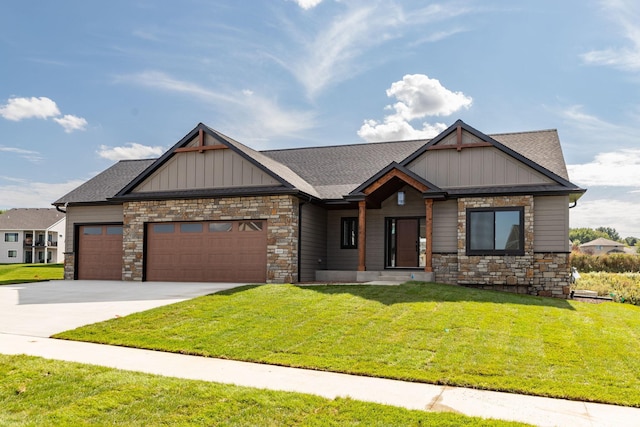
[65,204,124,253]
[133,149,280,193]
[299,203,327,281]
[406,147,555,188]
[534,195,570,252]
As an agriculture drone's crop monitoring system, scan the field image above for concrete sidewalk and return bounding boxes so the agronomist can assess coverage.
[2,333,638,427]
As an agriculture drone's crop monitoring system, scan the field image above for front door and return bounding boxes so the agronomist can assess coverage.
[386,218,426,268]
[396,218,418,267]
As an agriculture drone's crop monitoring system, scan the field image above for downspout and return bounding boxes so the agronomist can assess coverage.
[297,200,306,283]
[569,200,578,209]
[56,202,68,214]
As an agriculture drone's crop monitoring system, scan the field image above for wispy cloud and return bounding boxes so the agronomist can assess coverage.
[581,0,640,71]
[0,176,85,209]
[98,143,165,161]
[0,146,43,163]
[117,71,316,140]
[358,74,472,142]
[275,2,475,98]
[0,96,88,133]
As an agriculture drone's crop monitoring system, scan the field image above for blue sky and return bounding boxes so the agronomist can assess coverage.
[1,0,639,238]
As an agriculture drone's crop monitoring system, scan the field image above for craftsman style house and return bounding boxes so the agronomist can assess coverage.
[54,120,585,297]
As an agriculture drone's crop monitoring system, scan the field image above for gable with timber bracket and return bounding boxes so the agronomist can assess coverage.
[401,120,571,189]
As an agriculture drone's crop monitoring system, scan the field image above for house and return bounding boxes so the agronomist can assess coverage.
[53,120,585,297]
[579,237,629,255]
[0,208,66,264]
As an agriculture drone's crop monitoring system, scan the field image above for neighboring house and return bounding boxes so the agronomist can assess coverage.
[54,120,585,297]
[579,237,630,255]
[0,208,66,264]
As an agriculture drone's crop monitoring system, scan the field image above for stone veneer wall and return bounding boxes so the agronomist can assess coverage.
[452,195,569,298]
[63,252,74,280]
[122,195,298,283]
[432,253,458,285]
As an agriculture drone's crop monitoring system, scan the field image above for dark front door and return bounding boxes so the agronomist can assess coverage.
[396,218,418,267]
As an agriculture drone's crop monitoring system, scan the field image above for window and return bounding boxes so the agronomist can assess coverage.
[153,224,174,233]
[4,233,18,242]
[106,226,123,235]
[180,223,203,233]
[341,217,358,249]
[239,221,263,231]
[83,227,102,235]
[8,250,17,258]
[466,207,524,255]
[209,222,232,232]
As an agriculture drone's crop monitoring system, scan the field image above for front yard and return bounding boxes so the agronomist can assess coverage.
[0,354,524,426]
[0,263,63,285]
[55,282,640,407]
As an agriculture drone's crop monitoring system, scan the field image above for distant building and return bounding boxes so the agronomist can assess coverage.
[0,208,66,263]
[579,237,632,255]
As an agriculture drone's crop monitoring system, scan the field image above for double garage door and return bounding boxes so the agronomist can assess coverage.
[77,220,267,282]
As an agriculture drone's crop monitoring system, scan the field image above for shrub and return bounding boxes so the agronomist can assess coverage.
[572,272,640,305]
[570,253,640,273]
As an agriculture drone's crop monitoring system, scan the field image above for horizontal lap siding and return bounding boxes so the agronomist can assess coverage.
[534,196,570,252]
[433,200,457,253]
[66,205,124,253]
[326,209,359,270]
[300,204,327,281]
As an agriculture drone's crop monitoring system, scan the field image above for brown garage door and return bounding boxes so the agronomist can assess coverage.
[145,220,267,283]
[77,225,123,280]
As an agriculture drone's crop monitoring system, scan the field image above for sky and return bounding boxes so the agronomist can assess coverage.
[1,0,639,238]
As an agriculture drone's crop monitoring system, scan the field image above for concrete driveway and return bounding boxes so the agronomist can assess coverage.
[0,280,244,337]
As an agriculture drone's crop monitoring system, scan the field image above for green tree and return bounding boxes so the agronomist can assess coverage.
[596,227,621,241]
[569,228,609,245]
[625,237,639,246]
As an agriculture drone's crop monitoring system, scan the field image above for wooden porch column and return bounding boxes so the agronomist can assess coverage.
[358,200,366,271]
[424,199,433,272]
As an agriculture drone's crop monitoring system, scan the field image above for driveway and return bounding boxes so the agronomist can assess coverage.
[0,280,244,337]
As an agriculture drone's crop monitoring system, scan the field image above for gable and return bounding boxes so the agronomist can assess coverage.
[132,139,280,193]
[406,145,556,188]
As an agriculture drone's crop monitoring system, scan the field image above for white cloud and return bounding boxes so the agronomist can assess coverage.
[0,96,60,121]
[581,0,640,71]
[53,114,88,133]
[0,96,88,133]
[0,146,43,163]
[0,176,85,209]
[358,74,472,142]
[98,143,165,161]
[118,71,316,139]
[567,149,640,187]
[570,198,640,238]
[292,0,323,10]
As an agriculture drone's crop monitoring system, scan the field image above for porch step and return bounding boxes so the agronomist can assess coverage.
[377,275,412,282]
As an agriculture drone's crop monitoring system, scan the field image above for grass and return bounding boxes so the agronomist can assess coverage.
[55,282,640,407]
[0,355,526,426]
[573,272,640,305]
[0,263,63,285]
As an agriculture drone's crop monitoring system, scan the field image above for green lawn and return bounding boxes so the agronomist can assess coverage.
[0,355,525,426]
[0,263,63,285]
[55,282,640,407]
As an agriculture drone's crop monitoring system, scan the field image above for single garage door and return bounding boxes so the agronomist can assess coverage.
[145,220,267,283]
[77,225,123,280]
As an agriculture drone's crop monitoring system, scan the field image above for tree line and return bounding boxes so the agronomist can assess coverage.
[570,227,638,247]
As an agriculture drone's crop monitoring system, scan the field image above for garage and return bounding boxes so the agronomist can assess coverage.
[145,220,267,283]
[77,224,123,280]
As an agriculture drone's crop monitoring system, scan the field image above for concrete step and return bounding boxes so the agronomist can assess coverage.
[378,276,412,282]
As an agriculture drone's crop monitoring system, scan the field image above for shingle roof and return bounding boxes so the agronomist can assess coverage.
[580,237,624,247]
[54,159,155,205]
[0,208,64,230]
[54,122,580,205]
[263,128,572,199]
